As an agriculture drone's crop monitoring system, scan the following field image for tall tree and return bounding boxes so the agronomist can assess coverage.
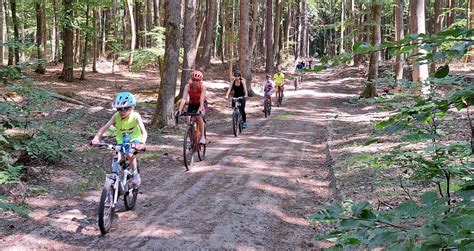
[80,2,90,80]
[394,0,404,81]
[339,0,345,54]
[249,0,258,59]
[409,0,429,89]
[127,0,136,65]
[153,0,182,128]
[146,0,153,47]
[431,0,443,72]
[447,0,456,26]
[361,1,381,98]
[9,0,19,66]
[240,0,254,96]
[62,0,74,82]
[467,0,474,61]
[0,0,3,65]
[273,0,281,65]
[35,0,46,74]
[197,0,216,71]
[179,0,197,99]
[225,0,234,80]
[153,0,159,26]
[52,0,59,64]
[5,0,12,66]
[92,8,98,73]
[265,0,274,73]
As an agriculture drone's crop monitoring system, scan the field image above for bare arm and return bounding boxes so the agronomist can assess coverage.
[178,84,190,112]
[135,113,148,144]
[200,84,207,109]
[92,115,115,144]
[225,81,233,98]
[242,79,249,97]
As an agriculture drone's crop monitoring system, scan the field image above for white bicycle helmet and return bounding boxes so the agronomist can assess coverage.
[112,92,136,108]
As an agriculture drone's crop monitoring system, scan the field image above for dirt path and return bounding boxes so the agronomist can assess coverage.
[1,70,342,249]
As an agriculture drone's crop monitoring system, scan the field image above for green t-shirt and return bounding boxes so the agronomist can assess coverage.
[274,73,285,86]
[114,111,143,144]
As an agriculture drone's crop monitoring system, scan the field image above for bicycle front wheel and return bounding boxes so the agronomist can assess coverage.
[198,126,206,161]
[232,110,240,137]
[98,179,115,235]
[264,99,269,118]
[183,126,195,171]
[124,185,138,210]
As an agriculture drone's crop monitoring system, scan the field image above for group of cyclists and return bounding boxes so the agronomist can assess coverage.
[90,67,297,188]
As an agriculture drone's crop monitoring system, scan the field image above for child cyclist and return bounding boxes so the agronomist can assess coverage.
[262,74,274,103]
[91,92,148,187]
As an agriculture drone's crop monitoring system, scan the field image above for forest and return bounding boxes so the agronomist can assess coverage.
[0,0,473,249]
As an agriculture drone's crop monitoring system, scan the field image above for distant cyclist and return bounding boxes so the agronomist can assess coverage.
[274,69,285,97]
[262,74,274,103]
[225,70,249,129]
[177,70,208,145]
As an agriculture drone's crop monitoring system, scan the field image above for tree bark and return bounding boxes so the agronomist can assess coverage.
[153,0,182,128]
[361,1,381,98]
[447,0,456,27]
[249,0,258,59]
[198,0,217,71]
[127,0,136,66]
[146,0,153,47]
[92,8,98,73]
[179,0,197,99]
[35,0,46,74]
[339,0,345,54]
[0,0,3,65]
[4,0,12,66]
[153,0,160,26]
[240,0,254,96]
[52,0,59,64]
[225,0,234,81]
[299,0,307,58]
[74,29,80,63]
[431,0,443,72]
[80,3,90,80]
[265,0,274,73]
[62,0,74,82]
[394,0,404,81]
[409,0,429,87]
[468,0,474,62]
[273,0,281,63]
[9,0,19,66]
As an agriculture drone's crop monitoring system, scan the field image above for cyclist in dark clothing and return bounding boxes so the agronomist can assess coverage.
[225,70,249,128]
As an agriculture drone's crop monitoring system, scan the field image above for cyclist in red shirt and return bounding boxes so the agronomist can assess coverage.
[177,70,208,144]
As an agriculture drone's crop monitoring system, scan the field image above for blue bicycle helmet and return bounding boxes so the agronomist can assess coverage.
[112,92,136,108]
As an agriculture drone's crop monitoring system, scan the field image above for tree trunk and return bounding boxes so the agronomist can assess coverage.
[9,0,19,67]
[35,0,46,74]
[74,29,80,63]
[265,0,274,72]
[104,8,111,54]
[127,0,136,66]
[134,0,143,48]
[361,2,381,98]
[62,0,74,82]
[273,0,281,63]
[240,0,254,96]
[179,0,197,99]
[51,0,59,64]
[225,0,234,81]
[249,0,258,59]
[0,0,4,65]
[152,0,182,128]
[197,0,217,71]
[219,0,226,64]
[409,0,429,89]
[431,0,443,72]
[447,0,456,27]
[468,0,474,62]
[80,3,90,80]
[153,0,159,26]
[146,0,153,47]
[394,0,404,81]
[5,0,12,66]
[339,0,345,54]
[92,8,98,73]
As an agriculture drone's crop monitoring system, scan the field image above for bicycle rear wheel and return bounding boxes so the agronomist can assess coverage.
[232,110,240,137]
[98,179,115,235]
[198,126,206,161]
[278,89,283,106]
[264,99,269,118]
[183,126,195,171]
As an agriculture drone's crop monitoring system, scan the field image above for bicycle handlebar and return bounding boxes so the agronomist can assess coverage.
[91,142,146,152]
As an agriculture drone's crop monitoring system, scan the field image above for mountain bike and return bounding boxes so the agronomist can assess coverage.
[94,138,145,235]
[263,95,272,118]
[177,112,206,171]
[275,85,284,107]
[231,97,244,137]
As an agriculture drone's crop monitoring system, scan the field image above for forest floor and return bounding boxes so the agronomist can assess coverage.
[0,61,471,249]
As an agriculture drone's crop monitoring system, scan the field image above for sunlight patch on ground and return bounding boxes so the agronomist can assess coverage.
[138,225,183,238]
[249,181,297,198]
[256,203,309,227]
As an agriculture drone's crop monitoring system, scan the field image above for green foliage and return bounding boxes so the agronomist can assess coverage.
[0,196,29,218]
[23,122,72,163]
[129,27,166,71]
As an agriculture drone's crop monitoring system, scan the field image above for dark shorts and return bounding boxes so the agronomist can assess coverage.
[187,101,208,114]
